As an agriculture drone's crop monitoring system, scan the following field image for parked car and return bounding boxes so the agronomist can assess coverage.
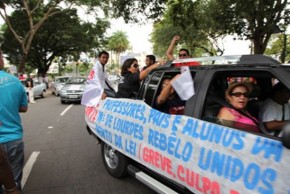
[51,76,70,96]
[85,55,290,194]
[21,80,47,99]
[33,80,47,98]
[59,76,86,104]
[108,74,122,91]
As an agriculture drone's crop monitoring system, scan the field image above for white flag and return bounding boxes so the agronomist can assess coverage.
[81,60,106,106]
[171,66,195,100]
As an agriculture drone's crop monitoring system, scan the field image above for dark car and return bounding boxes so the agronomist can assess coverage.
[59,76,86,104]
[85,55,290,194]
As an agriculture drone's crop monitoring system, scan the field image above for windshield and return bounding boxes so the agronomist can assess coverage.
[66,77,86,84]
[56,77,69,83]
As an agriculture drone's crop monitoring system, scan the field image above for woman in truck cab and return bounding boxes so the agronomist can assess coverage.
[116,58,164,98]
[217,82,260,133]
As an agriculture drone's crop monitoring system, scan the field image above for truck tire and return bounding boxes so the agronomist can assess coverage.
[101,142,129,178]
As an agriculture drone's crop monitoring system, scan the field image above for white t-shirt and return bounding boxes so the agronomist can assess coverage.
[259,98,290,136]
[81,60,113,106]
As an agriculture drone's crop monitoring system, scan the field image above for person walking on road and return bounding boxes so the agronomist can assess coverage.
[0,50,28,193]
[26,73,36,103]
[0,146,20,194]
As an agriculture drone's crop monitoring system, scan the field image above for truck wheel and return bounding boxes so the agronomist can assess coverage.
[61,100,65,104]
[101,142,129,178]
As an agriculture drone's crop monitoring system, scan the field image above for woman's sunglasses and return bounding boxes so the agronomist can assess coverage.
[230,92,250,98]
[132,64,139,68]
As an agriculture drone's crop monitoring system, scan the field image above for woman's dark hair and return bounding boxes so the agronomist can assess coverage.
[121,58,137,75]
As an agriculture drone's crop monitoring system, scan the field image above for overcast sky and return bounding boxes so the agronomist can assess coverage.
[109,18,251,55]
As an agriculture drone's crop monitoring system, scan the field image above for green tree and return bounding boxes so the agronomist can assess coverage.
[1,8,109,75]
[206,0,290,54]
[265,34,290,62]
[151,1,225,57]
[104,0,289,55]
[102,0,167,23]
[0,0,106,72]
[106,31,130,65]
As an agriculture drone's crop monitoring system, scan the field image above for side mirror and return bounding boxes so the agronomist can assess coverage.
[281,122,290,149]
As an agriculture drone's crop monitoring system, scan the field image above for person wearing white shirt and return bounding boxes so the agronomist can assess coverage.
[81,51,114,106]
[259,82,290,137]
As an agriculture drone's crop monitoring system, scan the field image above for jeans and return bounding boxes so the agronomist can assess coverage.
[0,139,24,193]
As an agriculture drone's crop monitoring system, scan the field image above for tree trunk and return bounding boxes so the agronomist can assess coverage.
[19,53,28,73]
[253,31,272,54]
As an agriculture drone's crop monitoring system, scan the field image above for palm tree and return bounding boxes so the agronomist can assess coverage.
[107,31,130,66]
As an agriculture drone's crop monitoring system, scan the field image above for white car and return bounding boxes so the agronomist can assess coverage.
[21,80,47,99]
[59,76,86,104]
[51,76,70,96]
[32,81,47,98]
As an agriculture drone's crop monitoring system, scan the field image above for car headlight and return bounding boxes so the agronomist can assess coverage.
[60,88,67,93]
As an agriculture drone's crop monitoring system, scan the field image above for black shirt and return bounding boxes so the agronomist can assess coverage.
[157,95,186,115]
[116,72,140,98]
[26,77,34,87]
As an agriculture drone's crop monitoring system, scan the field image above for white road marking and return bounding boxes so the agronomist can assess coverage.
[60,104,73,116]
[21,151,40,189]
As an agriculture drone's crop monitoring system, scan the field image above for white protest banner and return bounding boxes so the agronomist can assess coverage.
[86,98,290,194]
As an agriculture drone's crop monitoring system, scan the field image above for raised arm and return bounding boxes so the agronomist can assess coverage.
[157,74,180,105]
[139,60,164,80]
[166,36,180,60]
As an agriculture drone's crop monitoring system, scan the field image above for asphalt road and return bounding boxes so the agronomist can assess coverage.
[20,94,155,194]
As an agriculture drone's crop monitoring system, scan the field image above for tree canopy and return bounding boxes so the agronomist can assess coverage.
[108,0,290,55]
[0,0,108,72]
[151,0,226,57]
[106,31,130,64]
[0,8,109,75]
[265,34,290,62]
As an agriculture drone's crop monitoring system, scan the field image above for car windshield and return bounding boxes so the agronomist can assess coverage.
[66,78,86,84]
[56,77,69,83]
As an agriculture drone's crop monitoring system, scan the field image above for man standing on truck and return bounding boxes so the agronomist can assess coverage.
[81,50,115,106]
[166,35,191,60]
